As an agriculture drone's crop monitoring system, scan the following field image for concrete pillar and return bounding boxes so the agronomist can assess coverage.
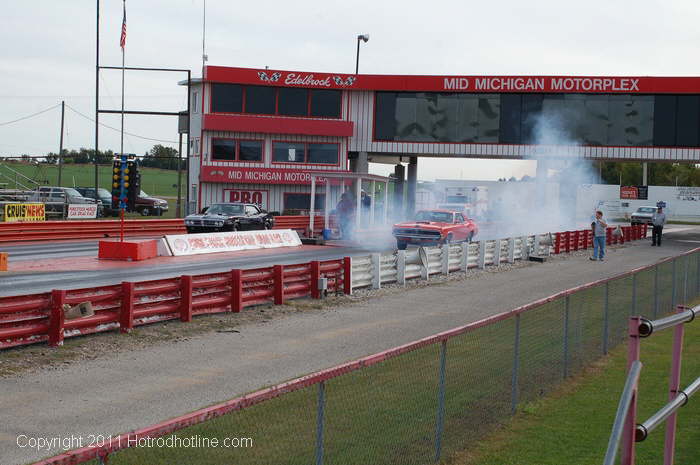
[393,164,405,220]
[642,162,648,185]
[406,157,417,217]
[350,151,369,174]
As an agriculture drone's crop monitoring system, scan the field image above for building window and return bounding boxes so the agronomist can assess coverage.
[211,83,243,113]
[284,193,326,212]
[212,139,236,161]
[193,91,199,113]
[307,143,338,164]
[239,140,263,161]
[310,89,342,118]
[273,142,306,163]
[245,86,276,115]
[278,87,309,116]
[211,85,342,119]
[212,139,263,162]
[272,142,339,165]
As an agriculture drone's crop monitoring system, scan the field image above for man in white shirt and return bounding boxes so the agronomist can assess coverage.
[651,207,667,246]
[590,210,608,261]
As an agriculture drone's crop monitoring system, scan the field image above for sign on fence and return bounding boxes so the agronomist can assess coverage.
[67,204,98,219]
[164,229,302,256]
[3,203,45,222]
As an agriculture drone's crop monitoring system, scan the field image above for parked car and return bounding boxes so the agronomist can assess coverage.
[31,186,103,217]
[630,206,657,225]
[185,203,274,233]
[75,187,118,216]
[392,209,478,250]
[136,190,169,216]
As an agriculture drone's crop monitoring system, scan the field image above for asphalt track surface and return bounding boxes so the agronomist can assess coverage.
[3,226,699,465]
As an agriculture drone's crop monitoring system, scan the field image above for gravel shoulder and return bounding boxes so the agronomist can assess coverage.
[2,227,699,465]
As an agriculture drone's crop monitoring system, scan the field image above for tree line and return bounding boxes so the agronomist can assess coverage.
[24,145,186,170]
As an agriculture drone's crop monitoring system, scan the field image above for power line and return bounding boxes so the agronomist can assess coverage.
[0,104,60,127]
[65,104,178,144]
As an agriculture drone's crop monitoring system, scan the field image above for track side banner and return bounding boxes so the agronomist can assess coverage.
[3,203,45,222]
[67,204,98,219]
[164,229,302,256]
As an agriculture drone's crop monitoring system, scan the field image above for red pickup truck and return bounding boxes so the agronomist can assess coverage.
[392,209,478,250]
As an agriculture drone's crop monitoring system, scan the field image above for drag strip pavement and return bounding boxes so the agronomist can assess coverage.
[0,246,386,297]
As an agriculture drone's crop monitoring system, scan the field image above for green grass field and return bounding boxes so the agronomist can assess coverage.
[453,305,700,465]
[0,162,181,197]
[60,254,698,465]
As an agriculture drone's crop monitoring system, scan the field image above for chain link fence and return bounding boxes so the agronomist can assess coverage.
[40,249,700,465]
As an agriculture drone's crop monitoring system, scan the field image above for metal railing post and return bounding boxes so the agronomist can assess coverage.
[621,316,643,465]
[603,282,610,355]
[664,306,686,465]
[683,257,689,304]
[511,314,521,414]
[671,259,677,308]
[696,253,700,298]
[631,274,637,316]
[654,265,660,319]
[434,340,447,462]
[315,381,325,465]
[563,295,570,378]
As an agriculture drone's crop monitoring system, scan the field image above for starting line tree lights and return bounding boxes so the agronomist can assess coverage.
[111,154,141,212]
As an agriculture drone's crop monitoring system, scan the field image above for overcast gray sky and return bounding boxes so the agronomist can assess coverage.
[1,0,698,181]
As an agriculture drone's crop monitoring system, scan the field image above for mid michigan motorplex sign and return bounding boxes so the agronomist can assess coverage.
[444,76,640,92]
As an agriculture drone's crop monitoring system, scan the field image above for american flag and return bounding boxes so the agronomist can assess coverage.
[119,2,126,49]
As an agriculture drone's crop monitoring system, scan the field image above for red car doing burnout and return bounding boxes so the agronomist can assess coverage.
[392,209,479,250]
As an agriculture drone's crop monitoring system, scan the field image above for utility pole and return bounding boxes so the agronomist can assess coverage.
[58,100,65,186]
[177,133,183,218]
[94,0,100,204]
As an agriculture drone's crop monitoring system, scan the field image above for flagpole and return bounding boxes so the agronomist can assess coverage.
[120,0,126,242]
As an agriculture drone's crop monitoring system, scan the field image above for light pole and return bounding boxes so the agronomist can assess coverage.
[355,34,369,74]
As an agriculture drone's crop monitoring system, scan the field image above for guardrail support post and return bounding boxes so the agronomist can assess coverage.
[274,265,285,305]
[573,230,580,251]
[180,275,193,322]
[663,306,686,465]
[563,295,570,379]
[441,244,450,275]
[478,241,486,269]
[231,269,243,312]
[564,231,571,253]
[343,257,352,295]
[461,242,469,271]
[621,316,642,465]
[434,340,447,462]
[120,282,135,333]
[49,289,66,347]
[315,381,325,465]
[371,253,381,289]
[311,261,321,299]
[511,313,521,414]
[603,282,610,355]
[493,239,502,265]
[520,236,529,261]
[507,238,515,263]
[397,250,406,286]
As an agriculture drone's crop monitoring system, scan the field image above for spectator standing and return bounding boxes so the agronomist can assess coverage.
[651,206,666,246]
[590,210,608,261]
